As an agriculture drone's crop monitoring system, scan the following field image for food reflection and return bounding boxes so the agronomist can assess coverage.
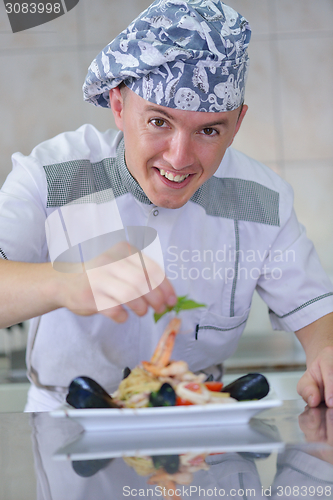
[123,453,209,499]
[71,458,113,477]
[66,451,263,500]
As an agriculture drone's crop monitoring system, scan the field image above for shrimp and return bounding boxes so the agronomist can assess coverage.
[150,317,181,366]
[142,317,182,376]
[142,360,188,377]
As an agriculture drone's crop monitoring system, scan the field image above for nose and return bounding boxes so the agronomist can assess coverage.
[163,131,195,171]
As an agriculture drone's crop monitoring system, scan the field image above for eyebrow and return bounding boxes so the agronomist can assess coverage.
[145,105,229,128]
[145,106,174,120]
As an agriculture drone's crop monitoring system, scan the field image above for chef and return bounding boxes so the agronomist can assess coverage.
[0,0,332,411]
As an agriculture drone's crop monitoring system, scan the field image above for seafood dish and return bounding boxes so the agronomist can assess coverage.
[66,317,270,410]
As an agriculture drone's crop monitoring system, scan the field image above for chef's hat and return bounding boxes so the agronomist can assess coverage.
[82,0,251,112]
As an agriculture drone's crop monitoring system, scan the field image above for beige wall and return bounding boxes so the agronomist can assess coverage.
[0,0,332,335]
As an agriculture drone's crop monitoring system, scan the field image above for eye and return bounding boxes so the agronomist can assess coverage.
[201,127,218,136]
[150,118,167,128]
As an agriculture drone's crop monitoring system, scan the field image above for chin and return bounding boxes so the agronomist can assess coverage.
[149,192,188,209]
[159,200,188,209]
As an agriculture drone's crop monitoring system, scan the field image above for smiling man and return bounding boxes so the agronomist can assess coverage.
[109,86,247,209]
[0,0,333,411]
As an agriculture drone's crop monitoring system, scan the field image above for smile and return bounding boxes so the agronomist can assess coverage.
[159,169,190,183]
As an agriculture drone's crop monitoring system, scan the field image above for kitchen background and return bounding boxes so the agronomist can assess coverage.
[0,0,332,409]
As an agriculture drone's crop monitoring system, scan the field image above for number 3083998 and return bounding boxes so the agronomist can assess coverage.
[5,2,62,14]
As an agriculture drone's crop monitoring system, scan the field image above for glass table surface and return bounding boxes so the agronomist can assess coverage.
[0,400,333,500]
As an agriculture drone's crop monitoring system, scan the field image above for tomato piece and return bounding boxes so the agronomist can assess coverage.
[176,396,194,406]
[204,381,223,392]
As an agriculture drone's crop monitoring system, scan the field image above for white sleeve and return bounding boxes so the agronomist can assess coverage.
[256,208,333,332]
[0,152,48,263]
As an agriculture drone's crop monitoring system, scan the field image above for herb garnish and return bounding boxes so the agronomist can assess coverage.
[154,295,206,323]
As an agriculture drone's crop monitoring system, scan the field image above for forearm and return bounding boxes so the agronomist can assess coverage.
[0,259,63,328]
[295,312,333,366]
[295,312,333,407]
[0,251,177,327]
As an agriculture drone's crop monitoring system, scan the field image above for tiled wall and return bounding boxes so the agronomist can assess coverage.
[0,0,332,336]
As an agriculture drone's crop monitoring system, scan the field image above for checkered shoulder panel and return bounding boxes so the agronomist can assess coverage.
[43,139,151,207]
[0,248,8,259]
[191,177,280,226]
[43,156,127,207]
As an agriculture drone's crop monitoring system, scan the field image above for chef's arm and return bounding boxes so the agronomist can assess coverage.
[295,312,333,408]
[0,256,176,328]
[0,259,64,328]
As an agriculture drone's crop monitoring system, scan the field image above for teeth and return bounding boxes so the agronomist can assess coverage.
[159,169,190,183]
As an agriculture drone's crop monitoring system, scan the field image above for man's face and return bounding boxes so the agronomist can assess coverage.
[110,87,247,209]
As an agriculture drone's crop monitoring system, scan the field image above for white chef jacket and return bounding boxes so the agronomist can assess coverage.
[1,124,332,400]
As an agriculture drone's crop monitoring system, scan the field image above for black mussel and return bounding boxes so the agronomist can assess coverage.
[66,376,120,409]
[72,458,113,477]
[221,373,269,401]
[149,382,176,407]
[205,374,214,382]
[152,455,180,474]
[122,367,131,379]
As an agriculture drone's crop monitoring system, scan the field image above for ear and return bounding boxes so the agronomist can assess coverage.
[229,104,248,147]
[109,87,124,131]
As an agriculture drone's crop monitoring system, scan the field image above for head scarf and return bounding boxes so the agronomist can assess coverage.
[83,0,251,112]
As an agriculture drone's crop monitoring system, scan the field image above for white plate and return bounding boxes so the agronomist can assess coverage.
[53,417,284,461]
[50,397,282,432]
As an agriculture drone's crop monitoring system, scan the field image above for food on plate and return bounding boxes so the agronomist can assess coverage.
[66,376,120,409]
[221,373,270,401]
[149,382,176,407]
[66,315,270,410]
[112,317,235,408]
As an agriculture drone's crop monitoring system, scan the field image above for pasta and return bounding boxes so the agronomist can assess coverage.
[114,367,162,407]
[112,317,234,408]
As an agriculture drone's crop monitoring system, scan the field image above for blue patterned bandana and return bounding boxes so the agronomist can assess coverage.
[83,0,251,112]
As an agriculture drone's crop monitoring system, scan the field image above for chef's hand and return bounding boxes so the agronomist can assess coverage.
[296,346,333,408]
[295,313,333,408]
[59,241,177,323]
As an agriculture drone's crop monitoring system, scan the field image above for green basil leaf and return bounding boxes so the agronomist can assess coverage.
[175,299,206,312]
[153,306,173,323]
[154,295,206,323]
